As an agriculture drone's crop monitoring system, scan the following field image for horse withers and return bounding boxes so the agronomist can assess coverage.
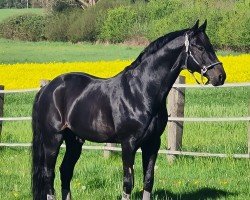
[32,20,226,200]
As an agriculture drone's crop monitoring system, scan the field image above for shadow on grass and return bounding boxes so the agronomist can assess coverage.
[117,188,237,200]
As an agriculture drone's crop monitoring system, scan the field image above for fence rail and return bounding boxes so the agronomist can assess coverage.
[0,143,248,158]
[1,116,249,122]
[0,82,250,94]
[0,88,39,94]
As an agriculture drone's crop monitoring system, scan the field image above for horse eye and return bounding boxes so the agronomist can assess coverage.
[197,46,204,51]
[191,44,204,51]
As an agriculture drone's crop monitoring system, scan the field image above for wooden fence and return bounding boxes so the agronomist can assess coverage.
[0,78,250,160]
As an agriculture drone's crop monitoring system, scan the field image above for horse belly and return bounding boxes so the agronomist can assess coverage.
[68,102,116,143]
[81,119,117,143]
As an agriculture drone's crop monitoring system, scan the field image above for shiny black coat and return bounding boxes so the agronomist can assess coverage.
[32,21,226,200]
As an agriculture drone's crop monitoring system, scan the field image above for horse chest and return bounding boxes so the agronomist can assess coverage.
[142,112,167,141]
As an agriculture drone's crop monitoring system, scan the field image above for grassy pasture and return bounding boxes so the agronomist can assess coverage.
[1,85,249,200]
[0,148,249,200]
[0,38,143,64]
[0,8,249,200]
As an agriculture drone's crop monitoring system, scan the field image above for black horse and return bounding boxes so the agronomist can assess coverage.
[32,20,226,200]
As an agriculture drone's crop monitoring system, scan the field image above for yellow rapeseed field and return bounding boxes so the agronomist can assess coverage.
[0,55,249,89]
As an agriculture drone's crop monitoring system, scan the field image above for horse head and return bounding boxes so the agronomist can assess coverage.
[184,20,226,86]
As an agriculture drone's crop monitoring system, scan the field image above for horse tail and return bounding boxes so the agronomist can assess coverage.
[31,88,46,200]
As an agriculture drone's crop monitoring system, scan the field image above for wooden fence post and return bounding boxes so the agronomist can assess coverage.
[167,76,185,162]
[104,143,116,158]
[0,85,4,142]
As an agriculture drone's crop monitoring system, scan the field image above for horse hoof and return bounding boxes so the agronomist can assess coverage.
[47,194,56,200]
[62,189,72,200]
[121,192,130,200]
[142,190,151,200]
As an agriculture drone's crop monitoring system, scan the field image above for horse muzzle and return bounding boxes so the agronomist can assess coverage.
[206,64,226,86]
[207,65,226,86]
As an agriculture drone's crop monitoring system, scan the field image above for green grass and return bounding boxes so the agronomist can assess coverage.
[0,38,143,64]
[0,148,249,200]
[0,8,44,23]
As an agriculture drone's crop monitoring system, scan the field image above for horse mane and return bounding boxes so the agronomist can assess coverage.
[125,28,189,71]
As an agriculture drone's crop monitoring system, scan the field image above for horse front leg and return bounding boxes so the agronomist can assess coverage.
[121,142,137,200]
[141,136,161,200]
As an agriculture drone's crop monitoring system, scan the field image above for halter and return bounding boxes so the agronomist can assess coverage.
[183,34,222,85]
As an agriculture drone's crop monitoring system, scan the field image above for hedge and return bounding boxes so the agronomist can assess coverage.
[0,13,45,41]
[0,0,249,51]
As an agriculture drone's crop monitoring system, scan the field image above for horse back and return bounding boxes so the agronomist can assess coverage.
[38,72,117,142]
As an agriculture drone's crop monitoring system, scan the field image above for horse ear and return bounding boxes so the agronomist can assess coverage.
[191,20,199,31]
[198,20,207,32]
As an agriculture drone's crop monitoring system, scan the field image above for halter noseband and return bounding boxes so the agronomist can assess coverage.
[184,34,222,85]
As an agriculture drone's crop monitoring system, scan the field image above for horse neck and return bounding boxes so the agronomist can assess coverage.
[126,44,184,105]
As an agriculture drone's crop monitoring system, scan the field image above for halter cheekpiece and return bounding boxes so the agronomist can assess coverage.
[184,33,222,84]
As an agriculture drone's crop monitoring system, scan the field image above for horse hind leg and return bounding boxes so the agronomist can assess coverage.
[32,126,63,200]
[60,129,84,200]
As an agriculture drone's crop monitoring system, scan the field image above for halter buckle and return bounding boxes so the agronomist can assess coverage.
[201,66,208,75]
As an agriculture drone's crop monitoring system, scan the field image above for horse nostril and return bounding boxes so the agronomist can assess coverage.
[219,74,224,82]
